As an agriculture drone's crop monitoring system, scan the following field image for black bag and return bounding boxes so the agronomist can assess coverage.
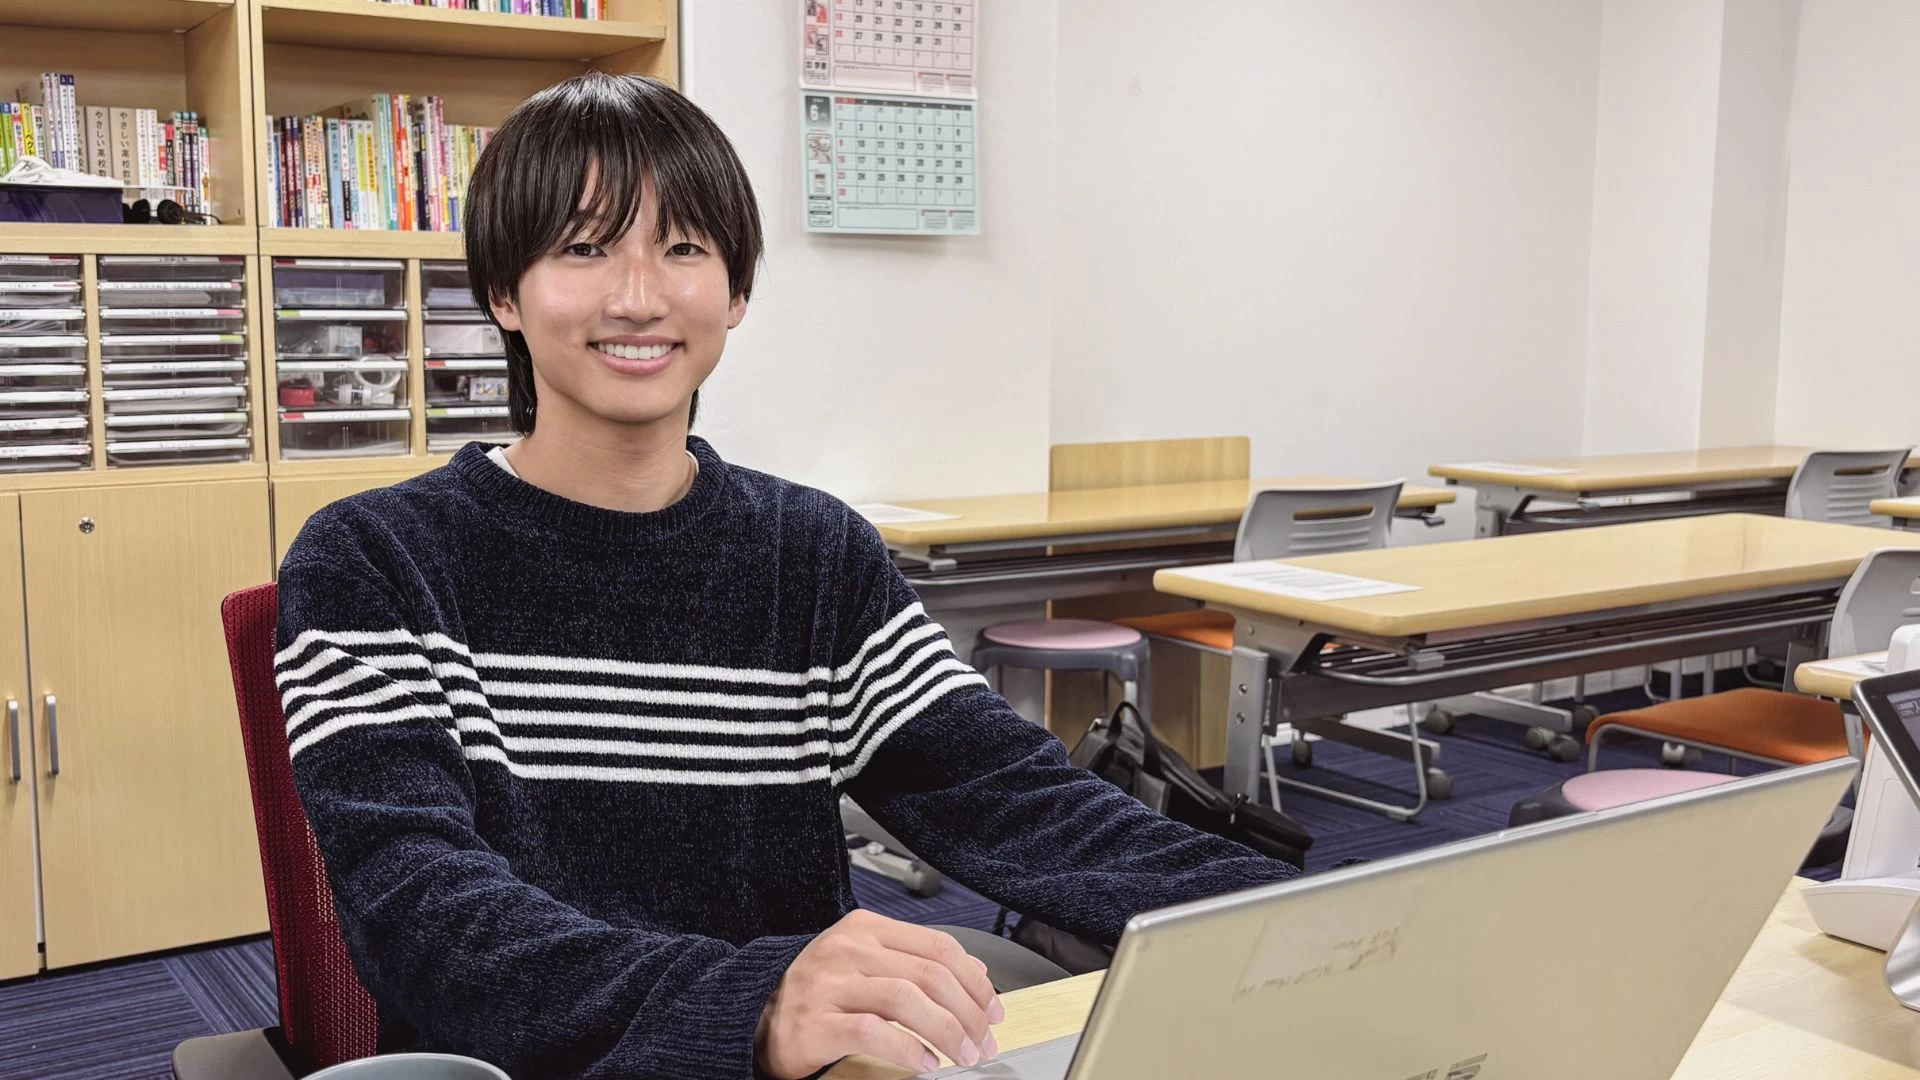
[1010,702,1315,974]
[1067,701,1313,867]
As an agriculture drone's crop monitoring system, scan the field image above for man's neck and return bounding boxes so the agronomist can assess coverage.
[502,410,696,514]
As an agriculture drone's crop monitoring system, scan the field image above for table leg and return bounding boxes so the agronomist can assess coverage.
[1226,645,1272,803]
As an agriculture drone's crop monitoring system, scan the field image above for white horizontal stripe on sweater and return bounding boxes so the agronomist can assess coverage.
[836,671,987,784]
[287,703,456,759]
[453,719,834,762]
[460,744,835,786]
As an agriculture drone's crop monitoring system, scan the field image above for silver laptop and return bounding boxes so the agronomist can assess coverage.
[933,757,1853,1080]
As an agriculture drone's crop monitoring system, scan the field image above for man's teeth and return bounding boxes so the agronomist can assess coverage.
[595,342,674,361]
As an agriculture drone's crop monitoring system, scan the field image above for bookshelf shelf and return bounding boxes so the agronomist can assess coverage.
[257,0,667,62]
[0,223,257,255]
[0,0,233,36]
[261,227,464,259]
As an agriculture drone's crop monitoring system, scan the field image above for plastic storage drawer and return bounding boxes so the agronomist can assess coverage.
[276,358,409,411]
[99,308,247,335]
[96,277,245,308]
[272,259,405,309]
[421,260,477,309]
[425,359,508,407]
[0,279,81,309]
[274,310,407,360]
[426,405,514,454]
[0,335,87,364]
[423,315,502,358]
[277,408,411,460]
[0,255,82,282]
[0,307,83,336]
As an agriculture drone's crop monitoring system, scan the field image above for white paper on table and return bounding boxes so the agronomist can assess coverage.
[1821,655,1888,678]
[1177,561,1419,602]
[1438,461,1574,477]
[853,503,960,525]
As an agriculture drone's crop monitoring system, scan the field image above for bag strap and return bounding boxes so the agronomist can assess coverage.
[1107,701,1165,776]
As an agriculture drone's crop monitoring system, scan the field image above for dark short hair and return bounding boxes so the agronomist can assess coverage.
[464,72,764,435]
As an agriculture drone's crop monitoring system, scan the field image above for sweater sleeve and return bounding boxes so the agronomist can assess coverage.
[276,510,809,1080]
[831,515,1300,944]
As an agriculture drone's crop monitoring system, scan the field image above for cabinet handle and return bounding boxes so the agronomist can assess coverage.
[45,694,57,777]
[6,700,17,783]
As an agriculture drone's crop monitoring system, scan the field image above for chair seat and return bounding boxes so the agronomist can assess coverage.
[1586,688,1848,765]
[1559,769,1739,811]
[981,618,1143,651]
[1115,610,1234,652]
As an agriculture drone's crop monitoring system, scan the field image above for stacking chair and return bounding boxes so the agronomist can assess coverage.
[1115,481,1410,808]
[1586,547,1920,772]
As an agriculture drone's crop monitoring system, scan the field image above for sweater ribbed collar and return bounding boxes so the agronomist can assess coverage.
[448,436,727,546]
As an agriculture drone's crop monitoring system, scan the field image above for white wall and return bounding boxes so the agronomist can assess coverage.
[1048,0,1602,505]
[681,0,1057,502]
[1579,0,1723,454]
[1775,0,1920,451]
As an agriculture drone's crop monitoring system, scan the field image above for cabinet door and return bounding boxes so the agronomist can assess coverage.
[273,474,410,566]
[0,494,39,980]
[27,480,272,968]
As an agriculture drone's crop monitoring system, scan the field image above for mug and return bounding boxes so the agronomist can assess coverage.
[305,1053,512,1080]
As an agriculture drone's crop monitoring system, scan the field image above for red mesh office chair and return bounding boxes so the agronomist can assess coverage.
[172,583,379,1079]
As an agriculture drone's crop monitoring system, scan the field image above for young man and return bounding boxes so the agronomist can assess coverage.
[276,73,1300,1080]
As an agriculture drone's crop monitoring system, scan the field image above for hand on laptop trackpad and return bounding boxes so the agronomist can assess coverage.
[925,1035,1079,1080]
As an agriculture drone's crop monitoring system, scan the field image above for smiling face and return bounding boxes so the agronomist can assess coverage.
[489,175,747,431]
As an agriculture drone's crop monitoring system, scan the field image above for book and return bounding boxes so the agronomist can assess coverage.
[135,107,157,187]
[85,106,110,178]
[110,107,137,186]
[61,75,79,175]
[264,115,280,227]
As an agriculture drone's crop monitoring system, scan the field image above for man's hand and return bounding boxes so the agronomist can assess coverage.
[757,909,1006,1078]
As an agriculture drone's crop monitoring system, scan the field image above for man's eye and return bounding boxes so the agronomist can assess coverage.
[565,242,601,257]
[668,242,705,257]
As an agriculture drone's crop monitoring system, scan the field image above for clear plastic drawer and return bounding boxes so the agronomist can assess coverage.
[275,310,407,360]
[101,384,248,414]
[423,315,503,358]
[0,307,84,336]
[98,308,248,335]
[103,358,250,390]
[106,437,252,468]
[0,441,90,473]
[0,336,86,364]
[278,407,411,460]
[426,405,515,454]
[277,359,408,411]
[0,255,82,283]
[421,261,478,310]
[105,410,249,440]
[0,414,90,448]
[0,280,82,308]
[0,364,89,422]
[272,259,405,309]
[425,359,508,407]
[100,334,249,363]
[96,278,245,308]
[98,255,248,283]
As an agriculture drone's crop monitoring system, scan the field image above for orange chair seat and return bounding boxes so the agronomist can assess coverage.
[1116,610,1234,652]
[1586,687,1848,765]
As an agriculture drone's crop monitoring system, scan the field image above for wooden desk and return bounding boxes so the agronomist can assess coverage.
[1431,445,1814,537]
[1156,514,1920,641]
[1797,652,1889,700]
[871,477,1454,550]
[1154,515,1920,819]
[1874,498,1920,532]
[827,879,1920,1080]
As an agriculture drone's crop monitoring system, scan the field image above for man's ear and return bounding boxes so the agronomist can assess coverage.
[491,291,522,332]
[727,292,748,330]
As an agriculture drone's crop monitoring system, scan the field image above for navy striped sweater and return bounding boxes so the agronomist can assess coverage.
[275,438,1299,1079]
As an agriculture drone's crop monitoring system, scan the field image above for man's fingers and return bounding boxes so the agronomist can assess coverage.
[874,923,1001,1014]
[848,976,979,1068]
[839,1013,942,1076]
[858,947,992,1049]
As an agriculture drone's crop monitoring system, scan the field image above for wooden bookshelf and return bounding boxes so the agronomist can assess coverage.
[0,0,233,36]
[258,0,667,61]
[260,227,464,259]
[0,223,259,255]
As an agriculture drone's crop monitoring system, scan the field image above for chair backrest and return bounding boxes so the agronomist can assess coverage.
[1234,480,1405,562]
[1831,548,1920,657]
[1786,449,1911,527]
[221,583,379,1070]
[1048,436,1251,491]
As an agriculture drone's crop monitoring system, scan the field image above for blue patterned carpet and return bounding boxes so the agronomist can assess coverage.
[0,685,1827,1079]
